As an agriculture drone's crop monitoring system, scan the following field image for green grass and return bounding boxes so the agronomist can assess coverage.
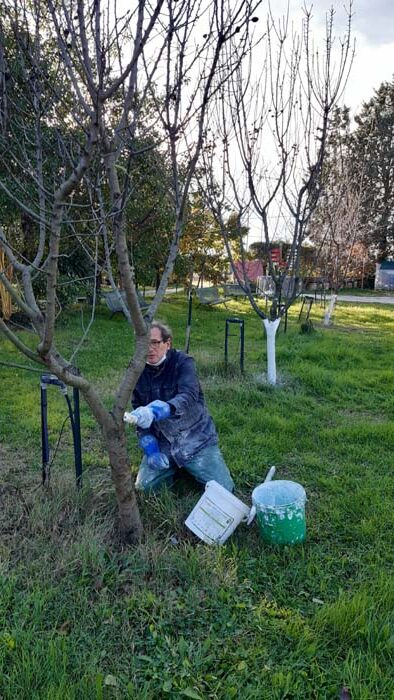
[1,295,394,699]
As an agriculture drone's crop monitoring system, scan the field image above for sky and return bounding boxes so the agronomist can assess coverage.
[278,0,394,118]
[343,0,394,115]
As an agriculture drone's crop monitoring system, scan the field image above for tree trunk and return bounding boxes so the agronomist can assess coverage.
[104,425,143,544]
[95,270,102,296]
[263,318,281,385]
[324,293,337,326]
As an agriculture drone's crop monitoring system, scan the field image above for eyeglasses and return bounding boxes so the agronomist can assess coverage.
[149,339,165,347]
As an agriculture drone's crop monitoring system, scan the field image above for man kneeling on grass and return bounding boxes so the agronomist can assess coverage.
[124,320,234,493]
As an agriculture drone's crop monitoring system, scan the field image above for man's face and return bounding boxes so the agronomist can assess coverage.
[147,327,171,364]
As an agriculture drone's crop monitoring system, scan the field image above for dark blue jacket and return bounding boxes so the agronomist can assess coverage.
[132,349,218,466]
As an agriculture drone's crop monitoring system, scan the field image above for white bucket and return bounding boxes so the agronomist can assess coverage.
[185,480,251,545]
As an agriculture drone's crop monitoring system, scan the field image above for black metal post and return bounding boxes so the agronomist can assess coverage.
[72,388,83,488]
[39,374,83,488]
[298,297,306,321]
[225,318,245,373]
[224,320,229,365]
[185,288,193,353]
[239,319,245,373]
[40,383,50,485]
[284,309,288,333]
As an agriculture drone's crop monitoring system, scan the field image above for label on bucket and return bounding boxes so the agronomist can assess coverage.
[186,494,235,544]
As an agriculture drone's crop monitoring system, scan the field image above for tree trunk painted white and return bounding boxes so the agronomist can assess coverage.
[324,294,337,326]
[263,318,281,385]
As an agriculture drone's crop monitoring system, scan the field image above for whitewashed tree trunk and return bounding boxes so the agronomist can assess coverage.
[324,294,337,326]
[263,318,281,385]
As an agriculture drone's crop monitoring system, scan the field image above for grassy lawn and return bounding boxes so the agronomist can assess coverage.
[1,296,393,699]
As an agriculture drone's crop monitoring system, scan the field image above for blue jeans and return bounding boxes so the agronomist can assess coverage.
[135,443,234,493]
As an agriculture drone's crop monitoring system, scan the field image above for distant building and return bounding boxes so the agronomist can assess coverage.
[233,260,265,283]
[375,261,394,290]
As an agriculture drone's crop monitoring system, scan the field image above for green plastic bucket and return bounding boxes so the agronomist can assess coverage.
[252,480,306,545]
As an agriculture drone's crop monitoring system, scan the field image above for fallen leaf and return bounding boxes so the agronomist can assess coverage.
[312,597,324,605]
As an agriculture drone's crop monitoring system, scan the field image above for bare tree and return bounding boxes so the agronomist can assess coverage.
[307,107,374,326]
[200,4,353,383]
[0,0,258,542]
[309,166,368,326]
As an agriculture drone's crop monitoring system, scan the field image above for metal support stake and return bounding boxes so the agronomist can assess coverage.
[240,320,245,372]
[39,374,83,488]
[185,288,193,353]
[225,318,245,373]
[40,383,50,485]
[72,388,83,488]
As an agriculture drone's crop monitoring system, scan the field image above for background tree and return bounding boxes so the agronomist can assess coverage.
[178,195,249,288]
[307,106,373,325]
[351,80,394,261]
[0,5,98,308]
[123,138,175,291]
[180,194,223,288]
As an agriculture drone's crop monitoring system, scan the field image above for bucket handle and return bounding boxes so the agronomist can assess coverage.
[247,506,256,526]
[247,465,276,526]
[264,466,276,483]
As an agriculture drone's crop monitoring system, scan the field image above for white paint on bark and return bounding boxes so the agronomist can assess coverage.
[263,317,281,385]
[324,294,337,326]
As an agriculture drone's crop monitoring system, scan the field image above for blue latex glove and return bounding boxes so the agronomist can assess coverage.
[139,434,170,471]
[130,400,171,429]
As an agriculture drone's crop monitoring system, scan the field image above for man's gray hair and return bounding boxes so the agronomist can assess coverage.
[151,320,172,342]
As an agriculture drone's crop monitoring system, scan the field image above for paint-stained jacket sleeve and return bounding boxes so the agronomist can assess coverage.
[166,354,200,416]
